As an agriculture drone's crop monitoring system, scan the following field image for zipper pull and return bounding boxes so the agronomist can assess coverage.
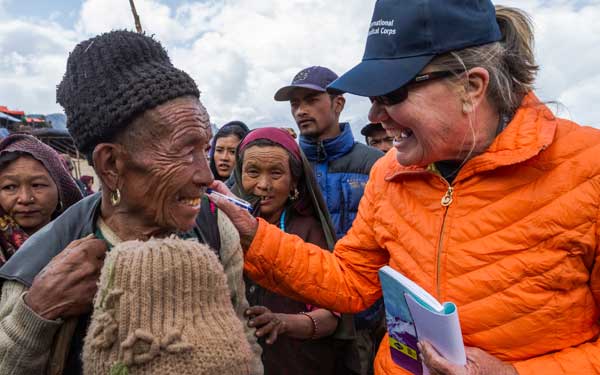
[441,186,454,207]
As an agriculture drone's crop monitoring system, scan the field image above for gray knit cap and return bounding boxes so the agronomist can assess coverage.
[56,30,200,162]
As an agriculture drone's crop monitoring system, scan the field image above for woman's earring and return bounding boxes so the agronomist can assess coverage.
[58,200,64,212]
[289,188,300,201]
[110,188,121,206]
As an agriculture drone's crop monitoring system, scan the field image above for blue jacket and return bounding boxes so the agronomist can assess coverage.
[300,123,383,239]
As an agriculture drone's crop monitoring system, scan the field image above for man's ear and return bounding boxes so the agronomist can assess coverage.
[461,67,490,113]
[92,143,126,191]
[332,95,346,116]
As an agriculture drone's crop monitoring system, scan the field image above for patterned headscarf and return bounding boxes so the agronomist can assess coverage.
[0,134,83,265]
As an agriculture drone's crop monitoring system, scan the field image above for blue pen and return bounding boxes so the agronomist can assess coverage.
[206,188,253,212]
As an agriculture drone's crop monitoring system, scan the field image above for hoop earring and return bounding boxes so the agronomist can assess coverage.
[289,188,300,202]
[58,200,64,212]
[110,188,121,206]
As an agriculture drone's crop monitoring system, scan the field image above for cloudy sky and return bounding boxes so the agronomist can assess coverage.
[1,0,599,137]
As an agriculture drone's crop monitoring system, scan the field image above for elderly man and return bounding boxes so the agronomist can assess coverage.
[0,31,262,375]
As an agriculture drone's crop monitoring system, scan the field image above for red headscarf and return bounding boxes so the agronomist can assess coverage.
[238,127,302,162]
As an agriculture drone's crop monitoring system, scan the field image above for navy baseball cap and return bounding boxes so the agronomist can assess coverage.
[327,0,502,97]
[274,66,339,101]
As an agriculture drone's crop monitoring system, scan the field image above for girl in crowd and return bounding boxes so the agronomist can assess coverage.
[232,127,347,374]
[210,121,249,182]
[0,134,82,266]
[210,1,600,374]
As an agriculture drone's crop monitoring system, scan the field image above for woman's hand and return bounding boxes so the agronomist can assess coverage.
[419,341,518,375]
[245,306,289,345]
[246,306,338,343]
[207,180,258,248]
[24,235,107,320]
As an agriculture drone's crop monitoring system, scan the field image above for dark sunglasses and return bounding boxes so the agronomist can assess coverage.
[369,70,455,106]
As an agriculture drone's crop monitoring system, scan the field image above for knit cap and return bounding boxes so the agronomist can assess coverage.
[56,30,200,162]
[83,237,253,375]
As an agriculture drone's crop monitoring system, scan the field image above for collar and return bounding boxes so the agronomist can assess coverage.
[97,216,123,248]
[385,92,557,182]
[300,122,356,162]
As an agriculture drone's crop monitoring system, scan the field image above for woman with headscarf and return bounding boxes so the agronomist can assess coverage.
[210,2,600,374]
[231,127,343,374]
[0,31,262,375]
[210,121,249,182]
[0,134,82,266]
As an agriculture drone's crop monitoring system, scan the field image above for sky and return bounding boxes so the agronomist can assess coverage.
[1,0,599,137]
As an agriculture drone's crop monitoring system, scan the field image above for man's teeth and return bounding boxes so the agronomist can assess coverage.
[180,198,201,207]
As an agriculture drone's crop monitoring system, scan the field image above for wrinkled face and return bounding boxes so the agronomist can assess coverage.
[367,129,394,153]
[290,88,340,140]
[213,135,240,179]
[241,145,293,223]
[368,73,491,167]
[0,156,59,235]
[119,98,213,232]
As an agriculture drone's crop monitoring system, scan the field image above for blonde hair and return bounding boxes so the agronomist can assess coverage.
[429,6,539,120]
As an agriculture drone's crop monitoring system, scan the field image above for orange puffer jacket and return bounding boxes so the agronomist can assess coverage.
[244,93,600,375]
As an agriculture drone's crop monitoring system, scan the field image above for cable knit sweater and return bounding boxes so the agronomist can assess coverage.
[0,213,263,375]
[83,237,253,374]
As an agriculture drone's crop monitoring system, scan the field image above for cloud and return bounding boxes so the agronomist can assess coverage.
[0,0,599,132]
[0,19,79,113]
[72,0,374,128]
[501,0,600,126]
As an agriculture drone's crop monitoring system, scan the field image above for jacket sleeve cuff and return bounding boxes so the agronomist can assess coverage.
[0,292,63,353]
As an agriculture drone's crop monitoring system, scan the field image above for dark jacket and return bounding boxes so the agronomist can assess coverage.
[300,123,383,239]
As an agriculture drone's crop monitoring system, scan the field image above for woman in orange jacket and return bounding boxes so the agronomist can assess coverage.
[209,1,600,374]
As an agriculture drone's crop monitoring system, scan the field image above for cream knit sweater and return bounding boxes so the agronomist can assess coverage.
[0,213,263,375]
[83,237,253,374]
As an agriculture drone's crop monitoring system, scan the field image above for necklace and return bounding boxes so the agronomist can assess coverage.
[279,209,287,232]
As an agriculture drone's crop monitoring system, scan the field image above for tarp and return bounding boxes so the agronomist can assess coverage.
[25,117,45,123]
[0,106,24,117]
[0,112,21,122]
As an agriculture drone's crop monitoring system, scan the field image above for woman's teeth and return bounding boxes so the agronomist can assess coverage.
[398,128,413,139]
[387,127,413,142]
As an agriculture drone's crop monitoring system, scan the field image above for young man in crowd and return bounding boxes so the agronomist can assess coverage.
[361,122,393,153]
[274,66,384,375]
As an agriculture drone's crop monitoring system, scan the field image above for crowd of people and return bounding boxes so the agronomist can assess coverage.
[0,0,598,374]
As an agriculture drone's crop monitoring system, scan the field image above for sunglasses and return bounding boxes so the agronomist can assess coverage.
[369,70,455,106]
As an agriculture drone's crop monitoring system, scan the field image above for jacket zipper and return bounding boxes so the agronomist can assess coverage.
[317,141,325,162]
[436,185,454,298]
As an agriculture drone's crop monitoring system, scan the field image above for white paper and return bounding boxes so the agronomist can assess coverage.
[405,293,466,375]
